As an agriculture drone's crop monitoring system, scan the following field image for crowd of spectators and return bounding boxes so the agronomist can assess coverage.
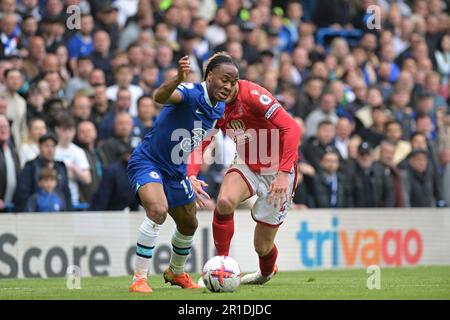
[1,0,450,213]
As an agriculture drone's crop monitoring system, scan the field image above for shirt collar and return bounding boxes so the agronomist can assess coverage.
[201,81,216,108]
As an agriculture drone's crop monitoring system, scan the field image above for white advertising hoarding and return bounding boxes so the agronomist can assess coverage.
[0,209,449,279]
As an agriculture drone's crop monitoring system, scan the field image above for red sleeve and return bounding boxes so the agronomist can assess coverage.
[243,81,302,172]
[269,107,302,172]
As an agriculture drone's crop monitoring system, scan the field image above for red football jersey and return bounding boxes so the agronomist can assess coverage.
[188,80,301,175]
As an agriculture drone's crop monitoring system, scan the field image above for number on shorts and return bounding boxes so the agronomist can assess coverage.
[180,180,189,194]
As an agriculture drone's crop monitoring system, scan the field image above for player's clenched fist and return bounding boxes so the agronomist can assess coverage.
[177,56,190,83]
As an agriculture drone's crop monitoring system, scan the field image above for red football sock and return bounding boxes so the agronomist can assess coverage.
[259,245,278,276]
[212,208,234,256]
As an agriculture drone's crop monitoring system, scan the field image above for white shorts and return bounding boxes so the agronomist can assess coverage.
[226,162,298,227]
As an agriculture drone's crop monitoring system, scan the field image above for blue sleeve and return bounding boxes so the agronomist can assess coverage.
[175,82,196,105]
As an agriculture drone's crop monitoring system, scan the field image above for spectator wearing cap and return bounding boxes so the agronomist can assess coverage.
[90,146,138,211]
[54,116,92,207]
[25,167,67,213]
[348,141,394,207]
[240,21,260,63]
[400,148,445,207]
[14,133,71,212]
[312,149,349,208]
[93,1,120,52]
[0,114,19,212]
[373,120,412,166]
[304,91,339,138]
[4,68,27,148]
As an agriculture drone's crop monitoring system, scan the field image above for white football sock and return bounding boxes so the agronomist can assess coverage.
[134,217,162,279]
[169,229,194,275]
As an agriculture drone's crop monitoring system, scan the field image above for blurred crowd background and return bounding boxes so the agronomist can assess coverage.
[0,0,450,213]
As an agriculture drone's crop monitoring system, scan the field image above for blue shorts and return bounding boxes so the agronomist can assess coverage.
[127,151,196,209]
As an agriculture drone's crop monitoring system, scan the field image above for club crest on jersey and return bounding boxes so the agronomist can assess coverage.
[228,119,246,131]
[259,94,272,105]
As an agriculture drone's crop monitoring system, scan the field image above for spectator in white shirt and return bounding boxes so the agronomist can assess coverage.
[54,116,91,206]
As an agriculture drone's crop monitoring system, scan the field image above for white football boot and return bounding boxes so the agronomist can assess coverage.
[240,265,278,285]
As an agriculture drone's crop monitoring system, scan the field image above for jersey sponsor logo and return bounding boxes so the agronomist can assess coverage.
[180,127,207,152]
[265,103,281,119]
[195,108,204,115]
[259,94,272,105]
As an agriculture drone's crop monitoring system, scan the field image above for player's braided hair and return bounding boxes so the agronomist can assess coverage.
[203,52,238,81]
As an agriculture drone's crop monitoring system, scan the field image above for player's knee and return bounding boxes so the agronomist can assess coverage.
[216,196,237,214]
[144,203,168,224]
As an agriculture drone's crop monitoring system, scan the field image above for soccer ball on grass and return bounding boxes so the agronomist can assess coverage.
[201,256,241,293]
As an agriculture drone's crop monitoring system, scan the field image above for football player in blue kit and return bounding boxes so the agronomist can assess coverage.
[128,53,239,293]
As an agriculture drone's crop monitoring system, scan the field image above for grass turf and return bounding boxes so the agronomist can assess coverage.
[1,266,450,300]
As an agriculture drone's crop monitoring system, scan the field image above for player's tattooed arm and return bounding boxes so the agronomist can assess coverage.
[153,56,190,104]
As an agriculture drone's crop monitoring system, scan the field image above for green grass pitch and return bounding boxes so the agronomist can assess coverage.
[1,266,450,300]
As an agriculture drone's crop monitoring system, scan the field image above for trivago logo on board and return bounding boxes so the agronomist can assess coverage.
[296,217,423,268]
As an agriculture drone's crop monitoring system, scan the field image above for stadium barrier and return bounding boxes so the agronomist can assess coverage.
[1,209,449,279]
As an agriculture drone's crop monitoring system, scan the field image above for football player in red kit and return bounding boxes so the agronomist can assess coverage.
[188,78,302,284]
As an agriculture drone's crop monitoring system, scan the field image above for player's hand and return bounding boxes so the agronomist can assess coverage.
[177,56,190,83]
[268,171,290,208]
[189,175,211,208]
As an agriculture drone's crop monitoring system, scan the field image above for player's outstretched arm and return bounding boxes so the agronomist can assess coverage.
[153,56,190,104]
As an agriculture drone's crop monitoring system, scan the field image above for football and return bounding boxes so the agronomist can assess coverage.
[201,256,241,293]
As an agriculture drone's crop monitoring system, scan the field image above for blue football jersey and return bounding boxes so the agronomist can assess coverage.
[135,82,225,178]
